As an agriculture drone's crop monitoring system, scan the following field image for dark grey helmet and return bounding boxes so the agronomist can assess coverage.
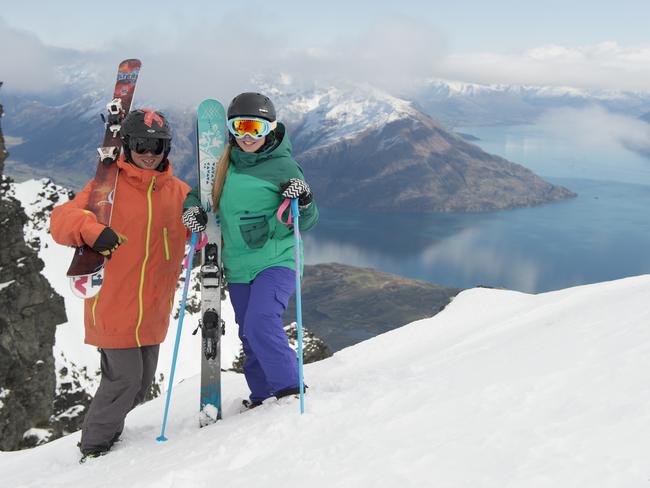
[120,109,172,165]
[227,92,276,122]
[120,109,172,140]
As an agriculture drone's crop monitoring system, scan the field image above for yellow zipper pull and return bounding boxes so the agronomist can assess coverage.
[152,176,157,192]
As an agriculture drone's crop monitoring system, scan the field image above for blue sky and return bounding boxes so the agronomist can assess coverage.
[1,0,649,98]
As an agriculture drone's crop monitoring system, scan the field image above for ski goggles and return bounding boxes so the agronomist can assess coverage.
[129,137,169,155]
[227,117,277,139]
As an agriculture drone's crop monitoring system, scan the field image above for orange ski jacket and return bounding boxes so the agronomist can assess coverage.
[50,156,191,348]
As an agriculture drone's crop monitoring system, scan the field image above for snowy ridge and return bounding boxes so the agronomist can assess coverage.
[259,82,419,150]
[423,78,649,101]
[2,236,649,487]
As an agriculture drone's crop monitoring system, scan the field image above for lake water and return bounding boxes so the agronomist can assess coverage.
[303,125,650,293]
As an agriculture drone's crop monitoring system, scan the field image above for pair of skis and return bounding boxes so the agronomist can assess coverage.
[157,100,227,439]
[64,60,227,428]
[195,99,227,425]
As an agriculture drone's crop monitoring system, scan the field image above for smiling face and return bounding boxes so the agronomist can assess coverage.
[130,150,165,170]
[235,134,266,153]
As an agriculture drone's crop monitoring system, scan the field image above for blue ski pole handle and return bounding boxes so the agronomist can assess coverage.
[290,198,305,415]
[157,232,199,441]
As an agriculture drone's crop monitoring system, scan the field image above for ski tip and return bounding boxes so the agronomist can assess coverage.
[156,435,168,442]
[120,58,142,66]
[198,98,221,105]
[197,98,226,115]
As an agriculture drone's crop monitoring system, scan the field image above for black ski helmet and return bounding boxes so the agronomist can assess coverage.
[120,109,172,164]
[227,92,276,122]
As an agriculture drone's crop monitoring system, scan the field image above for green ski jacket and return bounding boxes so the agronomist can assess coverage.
[184,124,319,283]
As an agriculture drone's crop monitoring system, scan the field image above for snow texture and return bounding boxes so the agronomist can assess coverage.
[0,388,9,410]
[22,428,52,445]
[0,279,15,290]
[6,179,650,487]
[1,268,649,486]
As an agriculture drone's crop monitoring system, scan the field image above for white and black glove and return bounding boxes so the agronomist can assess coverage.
[182,206,208,233]
[279,178,313,208]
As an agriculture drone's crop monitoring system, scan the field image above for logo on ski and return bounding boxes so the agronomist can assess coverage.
[117,70,140,83]
[73,276,88,295]
[70,269,104,299]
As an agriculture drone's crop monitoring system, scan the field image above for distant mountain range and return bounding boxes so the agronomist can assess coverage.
[414,79,650,127]
[1,92,197,189]
[1,79,577,212]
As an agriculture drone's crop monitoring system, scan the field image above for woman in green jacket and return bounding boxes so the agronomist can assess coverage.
[182,92,318,407]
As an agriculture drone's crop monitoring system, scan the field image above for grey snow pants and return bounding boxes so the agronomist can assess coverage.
[79,345,159,453]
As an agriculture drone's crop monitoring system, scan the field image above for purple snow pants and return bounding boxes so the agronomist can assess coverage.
[229,266,299,404]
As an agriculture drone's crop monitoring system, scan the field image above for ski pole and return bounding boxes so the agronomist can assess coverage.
[157,232,198,442]
[290,198,306,415]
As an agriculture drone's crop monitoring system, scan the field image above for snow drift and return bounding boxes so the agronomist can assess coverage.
[2,271,650,487]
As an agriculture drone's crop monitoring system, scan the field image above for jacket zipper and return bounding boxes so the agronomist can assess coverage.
[91,292,100,328]
[163,227,170,261]
[135,176,156,347]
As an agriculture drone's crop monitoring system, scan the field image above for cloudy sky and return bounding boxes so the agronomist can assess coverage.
[1,0,649,102]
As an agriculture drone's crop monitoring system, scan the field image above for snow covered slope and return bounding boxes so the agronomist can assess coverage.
[2,267,649,487]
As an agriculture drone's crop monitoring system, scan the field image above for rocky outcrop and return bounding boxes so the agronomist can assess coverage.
[0,85,67,450]
[285,263,461,352]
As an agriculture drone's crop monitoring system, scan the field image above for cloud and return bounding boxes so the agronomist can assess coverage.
[0,18,69,92]
[536,105,650,153]
[0,17,116,95]
[441,42,650,92]
[0,15,446,105]
[308,17,447,94]
[103,15,447,106]
[2,11,649,105]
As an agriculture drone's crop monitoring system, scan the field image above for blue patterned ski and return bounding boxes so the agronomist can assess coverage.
[196,99,227,426]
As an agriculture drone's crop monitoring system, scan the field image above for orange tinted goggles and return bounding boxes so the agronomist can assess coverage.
[227,117,276,139]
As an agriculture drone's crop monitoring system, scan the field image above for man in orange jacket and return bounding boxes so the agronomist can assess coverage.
[50,109,190,462]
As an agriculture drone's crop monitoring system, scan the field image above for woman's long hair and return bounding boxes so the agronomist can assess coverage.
[211,144,232,212]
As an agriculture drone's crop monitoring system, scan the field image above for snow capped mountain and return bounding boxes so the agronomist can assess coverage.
[2,80,576,212]
[416,79,650,126]
[265,83,419,152]
[2,263,649,486]
[423,78,648,100]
